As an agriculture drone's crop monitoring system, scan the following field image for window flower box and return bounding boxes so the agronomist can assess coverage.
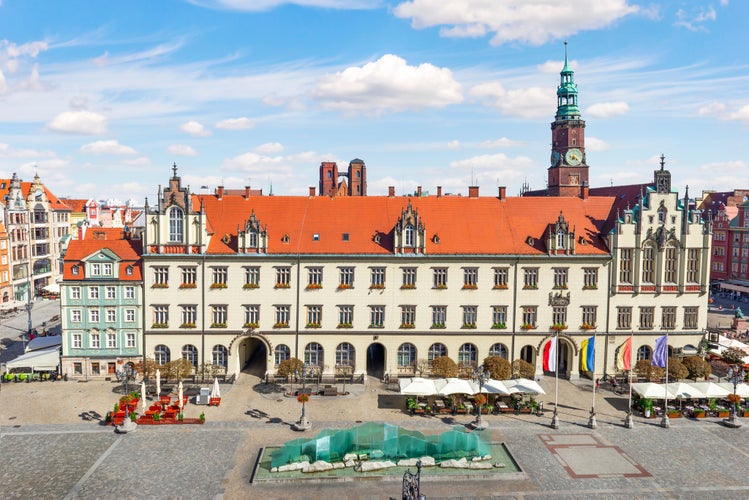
[152,323,168,329]
[180,323,196,329]
[520,323,536,330]
[400,323,415,329]
[337,283,352,290]
[369,324,384,329]
[337,323,353,329]
[179,283,197,289]
[434,284,447,290]
[461,323,477,329]
[582,285,598,290]
[369,284,385,290]
[580,323,597,330]
[400,284,416,290]
[273,322,290,329]
[306,283,322,290]
[210,323,227,328]
[462,284,477,290]
[275,283,290,289]
[522,285,538,290]
[551,324,568,331]
[491,323,507,329]
[151,283,168,289]
[431,323,446,329]
[210,283,227,289]
[243,283,259,289]
[243,322,259,329]
[306,322,321,329]
[492,284,508,290]
[552,285,568,290]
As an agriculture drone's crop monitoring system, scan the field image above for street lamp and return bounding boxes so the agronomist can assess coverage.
[723,365,746,428]
[470,365,489,430]
[292,363,312,431]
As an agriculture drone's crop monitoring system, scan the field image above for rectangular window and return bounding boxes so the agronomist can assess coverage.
[493,268,509,289]
[684,306,698,329]
[92,263,101,275]
[72,334,81,349]
[244,266,260,288]
[106,309,116,322]
[90,333,100,349]
[664,246,677,284]
[125,309,135,323]
[370,305,385,327]
[181,267,197,287]
[522,306,537,328]
[463,268,478,289]
[89,309,100,322]
[89,286,99,300]
[103,263,112,275]
[212,267,228,288]
[153,305,168,326]
[91,363,100,375]
[105,286,116,300]
[581,306,597,328]
[71,286,81,299]
[211,305,227,326]
[181,305,197,326]
[307,267,323,288]
[370,267,386,288]
[107,332,116,349]
[551,306,567,326]
[583,268,598,289]
[662,306,676,329]
[431,305,446,328]
[687,249,700,283]
[401,267,416,289]
[639,306,654,329]
[153,266,169,287]
[619,249,632,284]
[306,305,322,327]
[275,267,291,288]
[400,305,416,328]
[553,268,568,289]
[492,306,507,328]
[125,286,135,299]
[244,305,260,327]
[523,268,538,289]
[274,305,291,327]
[642,246,655,283]
[433,268,448,289]
[339,267,355,288]
[126,333,136,348]
[462,305,477,328]
[338,305,353,327]
[71,310,81,323]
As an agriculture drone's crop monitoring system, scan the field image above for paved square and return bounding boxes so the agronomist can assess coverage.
[540,433,651,479]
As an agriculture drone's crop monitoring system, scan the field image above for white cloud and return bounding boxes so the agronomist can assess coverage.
[479,137,520,149]
[586,101,629,118]
[180,120,212,137]
[313,54,463,113]
[728,105,749,124]
[470,82,551,119]
[167,144,198,156]
[47,110,107,135]
[674,6,717,32]
[393,0,639,46]
[215,117,255,130]
[584,137,610,152]
[254,142,284,154]
[1,40,49,59]
[80,140,137,155]
[698,102,726,116]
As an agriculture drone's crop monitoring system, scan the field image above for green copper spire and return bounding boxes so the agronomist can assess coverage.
[556,41,581,120]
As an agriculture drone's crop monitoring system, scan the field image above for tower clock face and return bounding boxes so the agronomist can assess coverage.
[565,148,582,166]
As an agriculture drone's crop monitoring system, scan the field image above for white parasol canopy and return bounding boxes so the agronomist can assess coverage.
[668,382,706,399]
[156,369,161,397]
[504,378,546,395]
[631,382,676,399]
[434,378,475,396]
[210,377,221,399]
[472,379,511,395]
[718,382,749,397]
[177,380,184,411]
[398,377,437,396]
[141,381,147,414]
[687,381,731,398]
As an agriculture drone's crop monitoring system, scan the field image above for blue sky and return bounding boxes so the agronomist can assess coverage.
[0,0,746,203]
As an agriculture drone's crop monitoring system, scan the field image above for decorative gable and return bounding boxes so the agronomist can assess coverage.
[394,200,426,254]
[547,211,576,255]
[238,211,267,253]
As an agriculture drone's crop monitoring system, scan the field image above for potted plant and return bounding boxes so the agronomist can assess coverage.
[199,412,205,423]
[177,412,184,422]
[640,398,653,418]
[692,408,706,418]
[406,397,420,416]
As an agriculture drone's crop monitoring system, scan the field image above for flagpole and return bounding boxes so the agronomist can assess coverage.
[661,331,670,428]
[551,331,560,429]
[588,332,597,429]
[625,331,634,429]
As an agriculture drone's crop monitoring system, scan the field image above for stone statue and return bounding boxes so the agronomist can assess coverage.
[736,307,744,319]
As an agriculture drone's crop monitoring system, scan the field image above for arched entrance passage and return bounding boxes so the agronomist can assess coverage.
[229,332,270,377]
[540,336,575,379]
[366,343,386,379]
[519,345,535,364]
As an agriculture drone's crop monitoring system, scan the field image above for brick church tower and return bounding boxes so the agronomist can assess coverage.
[318,159,367,196]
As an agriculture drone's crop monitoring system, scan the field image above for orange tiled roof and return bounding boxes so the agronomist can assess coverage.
[0,179,70,211]
[60,198,89,213]
[191,193,617,256]
[63,237,142,281]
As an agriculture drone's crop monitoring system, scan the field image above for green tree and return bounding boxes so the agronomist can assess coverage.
[681,356,711,380]
[512,359,535,379]
[483,356,512,380]
[430,356,458,378]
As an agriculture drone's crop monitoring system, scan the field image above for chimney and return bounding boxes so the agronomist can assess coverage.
[417,186,422,197]
[309,186,316,197]
[581,181,589,200]
[498,186,506,200]
[244,186,251,198]
[437,186,442,198]
[216,186,224,199]
[468,186,479,198]
[388,186,395,197]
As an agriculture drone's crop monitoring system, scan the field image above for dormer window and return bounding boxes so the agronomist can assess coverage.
[404,225,414,247]
[248,231,258,248]
[126,266,134,276]
[556,231,566,249]
[72,265,80,275]
[169,207,184,242]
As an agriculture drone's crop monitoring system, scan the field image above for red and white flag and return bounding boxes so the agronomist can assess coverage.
[543,337,557,372]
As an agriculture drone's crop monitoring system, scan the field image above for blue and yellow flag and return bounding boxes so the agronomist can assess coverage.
[580,335,595,372]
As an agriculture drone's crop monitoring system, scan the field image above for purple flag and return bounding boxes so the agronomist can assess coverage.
[651,335,668,368]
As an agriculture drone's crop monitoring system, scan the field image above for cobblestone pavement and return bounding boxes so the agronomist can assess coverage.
[2,373,749,499]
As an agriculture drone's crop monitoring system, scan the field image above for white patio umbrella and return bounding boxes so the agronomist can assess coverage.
[631,382,676,399]
[504,378,546,395]
[156,369,161,397]
[472,379,511,395]
[140,381,147,414]
[687,381,731,398]
[210,377,221,399]
[718,382,749,397]
[177,380,184,411]
[669,382,706,399]
[398,377,437,396]
[435,378,475,396]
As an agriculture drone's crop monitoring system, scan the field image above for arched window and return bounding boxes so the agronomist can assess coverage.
[275,345,290,366]
[458,343,477,366]
[212,345,228,368]
[304,342,323,368]
[427,343,447,361]
[642,243,655,283]
[335,343,355,368]
[182,344,198,369]
[169,207,184,242]
[637,345,652,361]
[397,343,416,367]
[404,225,414,247]
[154,344,170,365]
[488,343,508,360]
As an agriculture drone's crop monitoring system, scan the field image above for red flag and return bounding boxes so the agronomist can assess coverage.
[543,337,557,372]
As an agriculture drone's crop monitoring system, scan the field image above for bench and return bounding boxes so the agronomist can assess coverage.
[322,387,338,397]
[209,397,221,406]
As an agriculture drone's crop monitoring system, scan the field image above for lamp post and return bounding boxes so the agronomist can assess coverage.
[292,363,311,431]
[723,365,746,428]
[470,365,489,430]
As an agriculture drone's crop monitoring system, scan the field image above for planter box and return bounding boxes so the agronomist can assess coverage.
[667,412,681,419]
[692,412,706,418]
[717,411,730,418]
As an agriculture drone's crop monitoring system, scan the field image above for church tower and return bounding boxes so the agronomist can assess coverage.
[548,43,589,197]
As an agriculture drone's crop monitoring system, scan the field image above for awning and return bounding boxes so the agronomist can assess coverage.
[720,283,749,293]
[26,335,62,353]
[43,282,60,293]
[5,347,60,372]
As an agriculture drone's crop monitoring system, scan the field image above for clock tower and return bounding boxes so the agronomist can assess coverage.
[548,43,589,197]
